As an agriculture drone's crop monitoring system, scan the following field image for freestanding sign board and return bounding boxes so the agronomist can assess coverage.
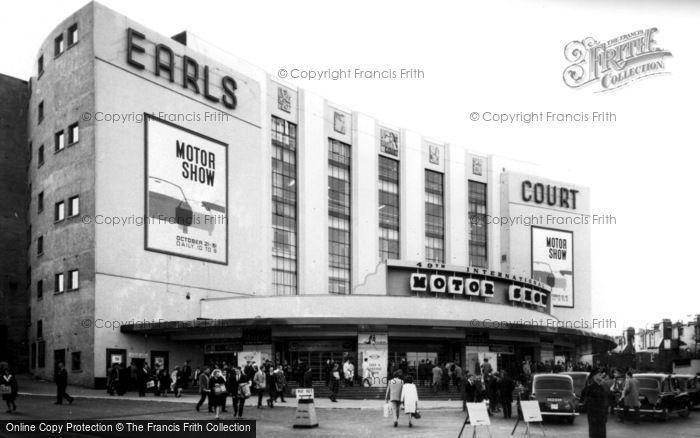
[293,388,318,428]
[458,402,491,438]
[512,400,545,437]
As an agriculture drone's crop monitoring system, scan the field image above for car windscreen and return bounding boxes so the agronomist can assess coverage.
[568,375,587,388]
[534,379,572,391]
[637,378,659,390]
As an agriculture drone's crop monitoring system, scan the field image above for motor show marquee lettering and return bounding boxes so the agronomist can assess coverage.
[521,180,579,210]
[508,285,547,308]
[127,28,237,109]
[410,273,497,299]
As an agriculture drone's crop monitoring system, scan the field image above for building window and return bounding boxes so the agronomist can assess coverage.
[271,116,298,296]
[37,236,43,256]
[328,139,351,294]
[378,156,399,260]
[38,55,44,77]
[71,352,81,371]
[26,225,31,249]
[38,341,46,368]
[29,142,33,163]
[38,101,44,124]
[67,24,79,46]
[37,320,43,339]
[54,34,64,56]
[68,196,80,217]
[38,145,45,166]
[68,123,79,145]
[425,170,445,264]
[468,181,488,268]
[37,192,44,213]
[55,273,65,294]
[68,270,79,291]
[55,201,65,221]
[31,343,37,368]
[37,280,43,300]
[55,130,65,152]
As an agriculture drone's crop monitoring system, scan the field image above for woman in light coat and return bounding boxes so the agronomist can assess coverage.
[401,375,419,427]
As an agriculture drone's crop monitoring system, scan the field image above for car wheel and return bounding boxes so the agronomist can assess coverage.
[678,406,690,418]
[660,408,669,422]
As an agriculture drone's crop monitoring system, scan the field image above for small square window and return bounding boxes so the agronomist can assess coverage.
[55,273,65,294]
[68,270,79,290]
[55,34,64,56]
[37,280,43,300]
[38,145,45,166]
[55,131,65,152]
[68,123,79,144]
[37,236,43,256]
[38,101,44,124]
[38,55,44,76]
[68,24,78,46]
[37,192,44,213]
[55,201,65,221]
[71,351,81,371]
[68,196,80,216]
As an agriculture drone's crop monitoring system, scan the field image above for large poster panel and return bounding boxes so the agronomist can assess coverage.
[145,115,228,264]
[531,227,574,308]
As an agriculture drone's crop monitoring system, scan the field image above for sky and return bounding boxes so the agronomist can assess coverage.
[2,0,699,335]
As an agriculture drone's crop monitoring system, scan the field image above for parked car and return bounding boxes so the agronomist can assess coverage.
[615,373,690,421]
[674,374,700,409]
[530,374,578,423]
[559,371,588,411]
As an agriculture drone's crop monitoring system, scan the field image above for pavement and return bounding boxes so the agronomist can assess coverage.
[1,375,699,437]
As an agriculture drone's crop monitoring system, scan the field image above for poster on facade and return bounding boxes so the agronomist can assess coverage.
[359,348,388,386]
[358,333,388,345]
[531,227,574,308]
[477,352,498,374]
[145,115,228,264]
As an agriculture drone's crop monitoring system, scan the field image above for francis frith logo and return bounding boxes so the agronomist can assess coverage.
[563,28,672,92]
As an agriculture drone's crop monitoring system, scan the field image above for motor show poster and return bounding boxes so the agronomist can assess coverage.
[531,226,574,308]
[145,115,228,264]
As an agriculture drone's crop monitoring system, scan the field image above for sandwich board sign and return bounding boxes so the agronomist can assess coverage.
[293,388,318,428]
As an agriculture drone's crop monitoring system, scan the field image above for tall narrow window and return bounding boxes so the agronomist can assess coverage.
[55,201,65,221]
[68,123,79,144]
[37,236,43,255]
[37,192,44,213]
[38,101,44,124]
[67,24,79,46]
[328,139,351,294]
[68,270,79,291]
[37,280,43,300]
[271,116,298,296]
[68,196,80,217]
[55,273,65,294]
[38,55,44,76]
[425,170,444,263]
[55,130,65,152]
[54,34,64,56]
[468,181,488,268]
[378,156,399,260]
[38,145,45,166]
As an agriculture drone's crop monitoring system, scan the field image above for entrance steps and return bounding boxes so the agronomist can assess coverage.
[284,382,463,401]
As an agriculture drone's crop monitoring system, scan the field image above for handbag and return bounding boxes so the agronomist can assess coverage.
[383,403,392,418]
[239,383,251,399]
[213,383,227,394]
[146,380,155,389]
[413,410,421,419]
[0,385,11,394]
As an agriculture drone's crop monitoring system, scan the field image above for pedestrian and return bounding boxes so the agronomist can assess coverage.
[384,371,404,427]
[232,368,250,418]
[329,363,341,402]
[499,371,515,419]
[343,359,354,387]
[54,362,74,405]
[157,365,171,396]
[107,363,120,396]
[171,366,183,397]
[453,363,464,391]
[302,366,313,388]
[253,366,266,409]
[432,363,442,393]
[462,374,476,411]
[481,358,493,377]
[208,369,227,420]
[581,368,609,438]
[362,357,372,387]
[273,365,287,403]
[1,368,18,413]
[621,371,640,424]
[401,375,419,428]
[488,373,501,414]
[195,367,211,412]
[182,360,192,390]
[136,363,147,397]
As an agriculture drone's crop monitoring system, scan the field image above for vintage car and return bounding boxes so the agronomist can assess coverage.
[148,177,224,236]
[530,374,578,423]
[674,374,700,409]
[559,371,588,411]
[615,373,691,420]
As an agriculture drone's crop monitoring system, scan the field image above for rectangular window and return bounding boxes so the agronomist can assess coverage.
[55,201,65,221]
[71,351,81,371]
[271,116,298,296]
[29,141,33,163]
[55,130,65,152]
[67,24,78,46]
[378,156,400,259]
[26,225,31,249]
[328,139,351,294]
[68,270,79,291]
[37,320,43,338]
[31,342,37,368]
[37,192,44,213]
[38,101,44,124]
[54,34,64,56]
[38,145,45,166]
[425,170,445,263]
[68,196,80,216]
[468,181,488,268]
[68,123,79,144]
[37,280,43,300]
[38,55,44,76]
[55,273,64,293]
[37,236,43,256]
[38,341,45,368]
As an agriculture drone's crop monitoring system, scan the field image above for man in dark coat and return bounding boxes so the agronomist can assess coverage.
[582,369,609,438]
[302,366,313,388]
[462,374,477,411]
[499,372,515,419]
[54,362,74,405]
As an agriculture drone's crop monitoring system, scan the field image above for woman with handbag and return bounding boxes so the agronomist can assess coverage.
[208,369,227,419]
[2,368,18,413]
[233,368,251,418]
[401,375,420,427]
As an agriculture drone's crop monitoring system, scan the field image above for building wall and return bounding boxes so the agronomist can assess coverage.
[0,73,29,370]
